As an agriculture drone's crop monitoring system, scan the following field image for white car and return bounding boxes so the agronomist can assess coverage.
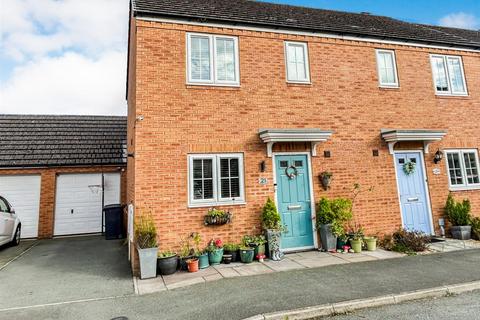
[0,196,21,247]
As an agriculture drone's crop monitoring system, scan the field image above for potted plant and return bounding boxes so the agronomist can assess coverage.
[135,215,158,279]
[336,233,349,250]
[204,208,232,226]
[261,197,286,261]
[471,217,480,241]
[223,243,239,262]
[239,245,255,263]
[157,251,178,275]
[207,239,224,265]
[316,197,352,251]
[349,224,364,253]
[191,232,209,269]
[186,258,199,272]
[179,234,195,271]
[251,235,267,259]
[444,193,472,240]
[223,254,233,264]
[364,236,377,251]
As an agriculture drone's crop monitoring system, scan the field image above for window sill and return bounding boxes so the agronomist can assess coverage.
[435,93,469,99]
[188,201,246,208]
[449,185,480,192]
[379,85,400,90]
[286,81,311,86]
[186,82,240,89]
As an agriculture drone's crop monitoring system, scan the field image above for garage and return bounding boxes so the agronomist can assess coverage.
[54,173,121,236]
[0,175,41,238]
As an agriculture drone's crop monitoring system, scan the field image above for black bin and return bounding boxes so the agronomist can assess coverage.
[104,204,125,240]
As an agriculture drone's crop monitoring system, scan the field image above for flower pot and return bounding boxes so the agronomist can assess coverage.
[451,226,472,240]
[266,229,283,261]
[198,253,209,269]
[337,238,348,250]
[224,250,237,262]
[137,246,158,279]
[187,259,199,273]
[208,248,224,265]
[240,248,255,263]
[179,255,195,271]
[350,239,362,253]
[223,254,233,264]
[319,224,337,251]
[364,237,377,251]
[254,243,266,259]
[157,254,178,276]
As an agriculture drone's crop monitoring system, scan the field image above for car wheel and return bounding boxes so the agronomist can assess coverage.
[11,225,21,246]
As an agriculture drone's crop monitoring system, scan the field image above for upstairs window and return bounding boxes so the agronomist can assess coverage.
[187,33,239,85]
[285,41,310,83]
[188,153,245,207]
[430,54,467,96]
[376,49,399,87]
[445,149,480,190]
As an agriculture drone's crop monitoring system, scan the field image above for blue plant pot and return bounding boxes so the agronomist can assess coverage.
[208,248,224,265]
[198,253,209,269]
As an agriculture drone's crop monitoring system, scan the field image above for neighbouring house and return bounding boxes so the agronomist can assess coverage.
[126,0,480,269]
[0,115,127,239]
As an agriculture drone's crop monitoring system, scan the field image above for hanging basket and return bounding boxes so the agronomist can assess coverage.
[204,212,232,226]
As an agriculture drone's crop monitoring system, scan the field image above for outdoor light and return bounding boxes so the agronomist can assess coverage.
[434,149,443,164]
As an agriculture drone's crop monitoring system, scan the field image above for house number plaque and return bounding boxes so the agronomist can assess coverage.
[259,177,268,185]
[432,168,441,175]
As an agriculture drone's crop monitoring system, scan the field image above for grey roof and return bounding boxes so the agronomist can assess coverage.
[0,115,127,168]
[132,0,480,50]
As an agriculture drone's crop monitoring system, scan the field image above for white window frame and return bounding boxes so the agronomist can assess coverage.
[186,33,240,86]
[444,149,480,191]
[375,49,399,88]
[188,153,245,207]
[430,54,468,96]
[284,41,311,83]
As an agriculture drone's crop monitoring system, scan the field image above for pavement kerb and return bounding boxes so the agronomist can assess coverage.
[244,280,480,320]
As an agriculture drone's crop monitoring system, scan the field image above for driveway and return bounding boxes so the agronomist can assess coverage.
[0,236,134,310]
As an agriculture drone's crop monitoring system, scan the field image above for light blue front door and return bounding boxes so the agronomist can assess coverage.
[395,152,432,234]
[275,155,314,249]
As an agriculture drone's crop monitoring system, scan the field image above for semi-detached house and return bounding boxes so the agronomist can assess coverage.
[126,0,480,270]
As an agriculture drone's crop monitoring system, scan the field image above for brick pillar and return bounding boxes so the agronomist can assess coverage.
[37,170,56,238]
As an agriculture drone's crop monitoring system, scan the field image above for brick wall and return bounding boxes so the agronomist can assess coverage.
[127,19,480,257]
[0,166,126,238]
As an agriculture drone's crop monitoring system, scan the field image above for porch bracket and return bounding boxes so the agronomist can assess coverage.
[381,129,447,155]
[258,129,333,158]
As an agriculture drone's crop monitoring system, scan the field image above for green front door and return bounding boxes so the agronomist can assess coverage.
[275,155,314,249]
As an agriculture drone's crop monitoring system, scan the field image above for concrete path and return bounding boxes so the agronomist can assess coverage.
[0,236,134,310]
[325,289,480,320]
[137,249,404,294]
[0,249,479,320]
[0,240,37,270]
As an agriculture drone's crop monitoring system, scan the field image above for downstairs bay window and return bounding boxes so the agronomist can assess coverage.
[188,153,245,207]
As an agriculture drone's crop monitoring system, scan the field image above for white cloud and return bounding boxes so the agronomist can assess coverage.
[0,51,127,115]
[0,0,129,115]
[438,12,479,30]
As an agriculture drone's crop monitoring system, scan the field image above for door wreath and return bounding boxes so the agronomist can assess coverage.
[403,161,416,176]
[285,165,298,179]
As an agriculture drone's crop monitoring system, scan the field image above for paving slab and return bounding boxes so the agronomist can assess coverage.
[295,256,348,268]
[234,263,274,276]
[162,268,218,286]
[137,277,167,295]
[261,258,305,272]
[217,267,242,278]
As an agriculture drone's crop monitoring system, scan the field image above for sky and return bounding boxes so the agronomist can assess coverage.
[0,0,479,116]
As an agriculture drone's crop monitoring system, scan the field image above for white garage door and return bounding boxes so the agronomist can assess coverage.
[54,173,121,236]
[0,175,41,238]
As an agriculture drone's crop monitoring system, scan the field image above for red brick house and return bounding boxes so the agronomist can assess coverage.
[126,0,480,266]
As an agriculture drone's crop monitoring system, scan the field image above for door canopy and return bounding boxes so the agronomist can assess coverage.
[259,129,333,157]
[381,129,447,154]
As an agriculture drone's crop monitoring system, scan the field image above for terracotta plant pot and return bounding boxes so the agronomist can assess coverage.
[186,258,199,273]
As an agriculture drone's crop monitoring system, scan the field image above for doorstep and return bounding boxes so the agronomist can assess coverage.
[135,248,405,295]
[427,238,480,253]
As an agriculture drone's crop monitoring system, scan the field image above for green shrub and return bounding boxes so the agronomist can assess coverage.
[444,193,471,226]
[261,197,282,230]
[316,197,352,236]
[381,229,430,254]
[471,217,480,240]
[135,215,158,249]
[223,243,239,251]
[158,251,176,258]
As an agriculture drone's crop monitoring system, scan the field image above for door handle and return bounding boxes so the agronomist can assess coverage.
[407,197,419,202]
[287,205,301,210]
[71,209,74,214]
